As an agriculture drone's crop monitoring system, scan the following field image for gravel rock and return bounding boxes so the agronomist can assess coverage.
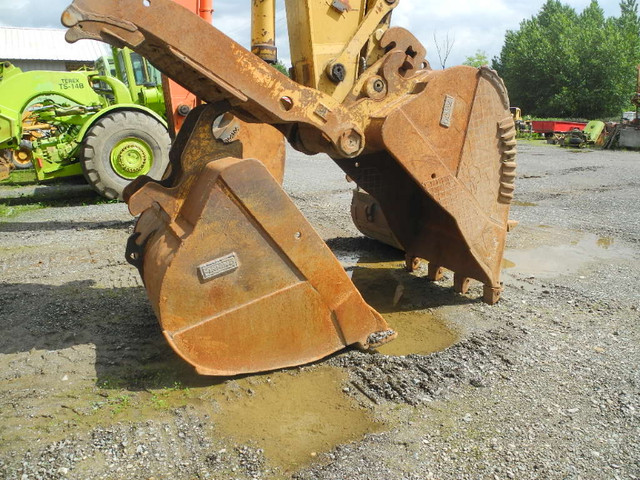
[1,143,639,479]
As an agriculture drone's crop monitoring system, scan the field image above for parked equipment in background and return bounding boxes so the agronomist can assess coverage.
[531,120,588,144]
[0,47,170,199]
[510,107,532,135]
[63,0,518,376]
[560,120,606,148]
[605,65,640,149]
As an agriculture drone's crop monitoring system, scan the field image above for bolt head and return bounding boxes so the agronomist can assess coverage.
[364,76,387,100]
[177,104,192,116]
[339,129,363,156]
[330,63,346,83]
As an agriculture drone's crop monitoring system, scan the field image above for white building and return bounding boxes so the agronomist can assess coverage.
[0,26,109,72]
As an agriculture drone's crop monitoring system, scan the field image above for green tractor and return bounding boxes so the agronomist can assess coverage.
[0,47,170,199]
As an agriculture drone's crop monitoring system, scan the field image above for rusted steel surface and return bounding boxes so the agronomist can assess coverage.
[350,189,403,251]
[124,105,285,216]
[339,66,515,304]
[64,0,515,375]
[160,0,213,134]
[337,39,515,303]
[62,0,365,158]
[125,105,394,375]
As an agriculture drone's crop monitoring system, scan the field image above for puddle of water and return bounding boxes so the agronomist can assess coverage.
[215,367,381,473]
[597,236,614,249]
[349,260,404,313]
[502,258,516,269]
[375,310,458,356]
[333,249,361,274]
[350,260,459,356]
[210,252,458,471]
[505,232,632,278]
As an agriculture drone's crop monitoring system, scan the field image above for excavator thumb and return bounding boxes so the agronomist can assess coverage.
[124,106,395,375]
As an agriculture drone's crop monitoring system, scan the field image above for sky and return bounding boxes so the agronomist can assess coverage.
[0,0,626,67]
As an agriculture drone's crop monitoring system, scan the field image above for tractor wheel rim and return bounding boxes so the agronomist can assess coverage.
[110,137,153,179]
[15,148,33,165]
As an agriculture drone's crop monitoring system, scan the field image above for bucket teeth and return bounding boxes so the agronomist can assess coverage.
[339,66,516,306]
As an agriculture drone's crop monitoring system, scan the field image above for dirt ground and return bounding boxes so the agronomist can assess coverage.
[0,141,638,480]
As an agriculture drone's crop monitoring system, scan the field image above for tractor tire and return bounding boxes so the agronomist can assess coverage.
[81,110,170,200]
[10,146,34,169]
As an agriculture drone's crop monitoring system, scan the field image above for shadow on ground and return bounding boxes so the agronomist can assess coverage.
[0,280,226,390]
[327,236,479,310]
[0,219,133,233]
[0,236,479,390]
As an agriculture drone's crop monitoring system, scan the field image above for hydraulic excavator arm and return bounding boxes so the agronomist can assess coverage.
[160,0,212,134]
[62,0,516,376]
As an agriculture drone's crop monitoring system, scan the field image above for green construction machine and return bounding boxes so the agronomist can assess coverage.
[0,47,170,199]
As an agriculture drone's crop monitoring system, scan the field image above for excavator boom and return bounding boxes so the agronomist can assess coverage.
[62,0,516,375]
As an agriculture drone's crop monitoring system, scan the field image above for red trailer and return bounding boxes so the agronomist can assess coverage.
[531,120,587,134]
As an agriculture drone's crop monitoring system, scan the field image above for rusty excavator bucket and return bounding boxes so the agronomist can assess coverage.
[62,0,516,375]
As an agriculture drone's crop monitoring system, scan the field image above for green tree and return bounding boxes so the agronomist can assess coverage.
[272,61,289,77]
[493,0,640,118]
[493,1,577,116]
[463,50,489,67]
[616,0,640,106]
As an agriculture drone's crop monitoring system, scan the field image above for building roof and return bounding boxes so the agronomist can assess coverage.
[0,26,109,62]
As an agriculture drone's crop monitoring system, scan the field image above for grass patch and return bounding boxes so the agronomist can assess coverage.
[0,202,44,219]
[110,394,132,415]
[0,191,114,209]
[96,376,129,390]
[1,170,116,207]
[150,393,170,410]
[0,169,37,185]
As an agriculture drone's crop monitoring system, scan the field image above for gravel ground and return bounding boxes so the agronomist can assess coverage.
[0,141,638,479]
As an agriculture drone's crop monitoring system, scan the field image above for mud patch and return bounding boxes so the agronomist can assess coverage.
[350,259,459,356]
[332,324,524,407]
[502,258,516,269]
[596,236,615,249]
[214,367,382,474]
[375,311,458,357]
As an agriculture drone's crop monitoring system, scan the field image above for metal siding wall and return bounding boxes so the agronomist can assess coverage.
[11,60,67,72]
[0,27,110,62]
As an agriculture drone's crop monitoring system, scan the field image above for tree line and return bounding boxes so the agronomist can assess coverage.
[491,0,640,119]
